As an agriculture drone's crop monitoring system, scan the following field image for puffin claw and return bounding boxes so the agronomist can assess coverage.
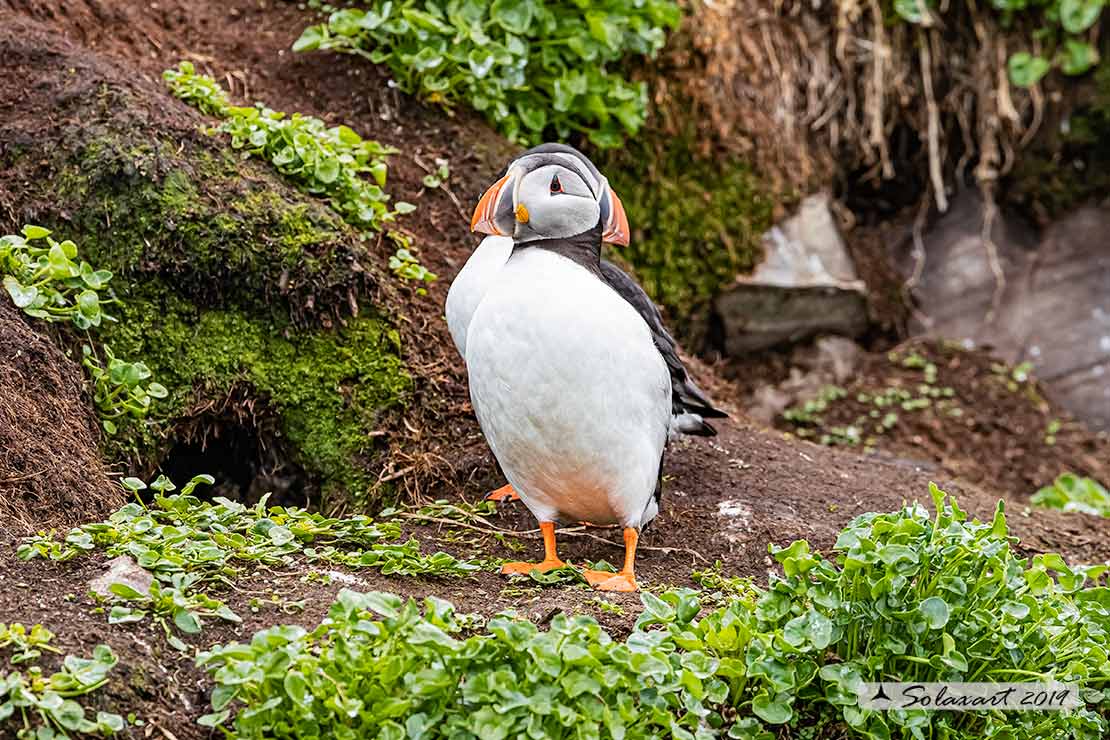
[485,484,521,503]
[583,570,638,592]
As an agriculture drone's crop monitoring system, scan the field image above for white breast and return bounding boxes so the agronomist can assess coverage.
[466,249,671,529]
[445,236,514,357]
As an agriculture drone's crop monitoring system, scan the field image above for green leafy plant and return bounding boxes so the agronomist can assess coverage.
[18,474,482,644]
[161,61,230,116]
[105,574,243,653]
[691,562,758,603]
[421,157,451,189]
[1032,472,1110,517]
[1,225,115,330]
[17,475,481,579]
[2,226,166,433]
[0,628,125,739]
[195,485,1110,739]
[388,233,437,293]
[638,484,1110,738]
[304,538,488,576]
[164,61,412,231]
[891,0,1104,85]
[195,588,713,737]
[0,625,60,667]
[81,345,168,434]
[293,0,682,148]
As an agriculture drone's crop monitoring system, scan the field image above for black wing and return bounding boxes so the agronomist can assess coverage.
[600,260,728,435]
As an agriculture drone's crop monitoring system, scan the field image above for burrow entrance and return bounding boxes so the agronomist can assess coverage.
[154,416,312,509]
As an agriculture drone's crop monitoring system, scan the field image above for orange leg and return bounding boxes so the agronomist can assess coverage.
[485,484,521,502]
[584,528,639,592]
[501,522,566,574]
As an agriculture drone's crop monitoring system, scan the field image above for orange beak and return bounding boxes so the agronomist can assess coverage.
[602,187,630,247]
[470,172,513,235]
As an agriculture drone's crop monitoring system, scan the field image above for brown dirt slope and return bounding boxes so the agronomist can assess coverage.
[764,339,1110,497]
[0,0,521,508]
[4,416,1110,736]
[0,300,122,530]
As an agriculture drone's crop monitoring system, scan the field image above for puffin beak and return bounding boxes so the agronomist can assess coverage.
[471,171,514,235]
[601,185,630,247]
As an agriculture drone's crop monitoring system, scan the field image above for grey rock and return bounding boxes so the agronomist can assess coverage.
[895,191,1109,431]
[713,193,868,353]
[88,555,153,598]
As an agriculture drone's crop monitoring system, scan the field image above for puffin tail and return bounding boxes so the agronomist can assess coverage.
[671,412,718,438]
[674,377,728,425]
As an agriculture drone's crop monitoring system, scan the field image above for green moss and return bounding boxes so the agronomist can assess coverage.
[100,280,410,502]
[1008,61,1110,218]
[47,132,368,319]
[599,134,775,321]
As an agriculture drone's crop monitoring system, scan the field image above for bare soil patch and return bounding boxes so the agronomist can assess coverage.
[754,339,1110,497]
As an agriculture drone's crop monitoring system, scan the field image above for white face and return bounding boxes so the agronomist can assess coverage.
[512,164,601,243]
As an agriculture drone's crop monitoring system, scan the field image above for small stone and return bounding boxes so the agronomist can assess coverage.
[812,336,862,383]
[88,556,153,598]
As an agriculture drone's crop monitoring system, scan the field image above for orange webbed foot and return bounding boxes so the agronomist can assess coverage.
[501,522,564,575]
[485,484,521,502]
[583,570,638,592]
[583,528,640,592]
[501,558,566,575]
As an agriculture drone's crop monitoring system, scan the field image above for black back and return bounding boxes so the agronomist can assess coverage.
[599,261,728,435]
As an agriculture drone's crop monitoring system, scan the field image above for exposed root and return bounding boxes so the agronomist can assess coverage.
[918,27,947,212]
[978,191,1007,327]
[664,0,1061,219]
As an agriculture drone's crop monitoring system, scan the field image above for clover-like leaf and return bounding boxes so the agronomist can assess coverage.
[3,276,38,308]
[1009,52,1051,87]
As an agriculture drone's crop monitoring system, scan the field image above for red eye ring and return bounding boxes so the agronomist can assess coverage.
[550,175,563,194]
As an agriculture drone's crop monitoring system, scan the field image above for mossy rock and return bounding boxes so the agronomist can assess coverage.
[44,111,377,323]
[598,133,776,332]
[101,281,409,505]
[0,38,409,507]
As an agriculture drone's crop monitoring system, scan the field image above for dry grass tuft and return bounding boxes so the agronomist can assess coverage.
[0,301,122,534]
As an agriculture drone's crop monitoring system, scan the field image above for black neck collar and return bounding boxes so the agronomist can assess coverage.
[510,224,604,278]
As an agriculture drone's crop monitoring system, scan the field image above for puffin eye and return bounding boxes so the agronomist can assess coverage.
[549,174,563,194]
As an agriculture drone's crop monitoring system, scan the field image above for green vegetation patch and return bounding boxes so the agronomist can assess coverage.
[7,74,417,503]
[294,0,681,148]
[196,485,1110,739]
[49,132,369,320]
[600,135,774,319]
[1033,472,1110,517]
[1,624,127,739]
[1,225,115,330]
[1,225,171,435]
[164,62,413,232]
[781,348,966,451]
[18,475,482,648]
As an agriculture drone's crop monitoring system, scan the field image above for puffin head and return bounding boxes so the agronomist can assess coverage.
[470,143,630,247]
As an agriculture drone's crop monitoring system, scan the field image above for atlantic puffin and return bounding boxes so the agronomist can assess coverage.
[458,144,721,591]
[446,145,726,504]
